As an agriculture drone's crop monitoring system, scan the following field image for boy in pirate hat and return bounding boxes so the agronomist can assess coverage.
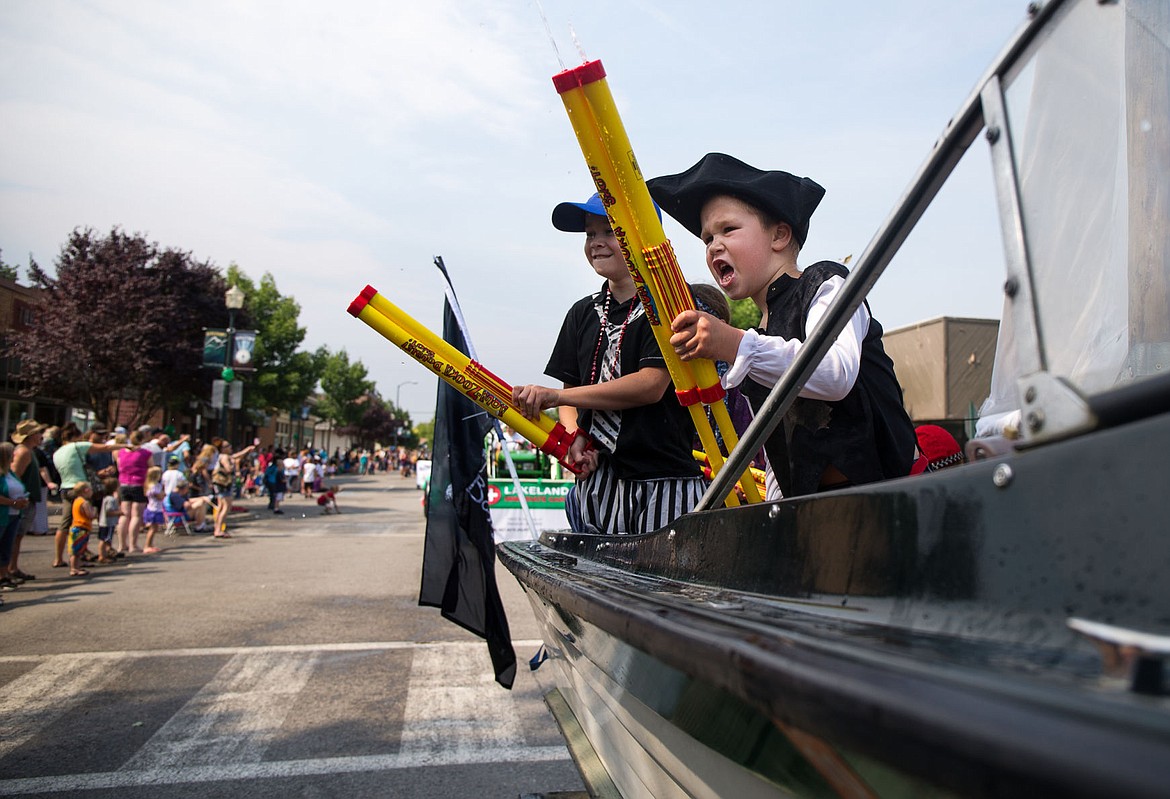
[512,193,704,535]
[648,153,915,498]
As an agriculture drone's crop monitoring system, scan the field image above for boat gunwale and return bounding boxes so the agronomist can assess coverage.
[502,536,1170,799]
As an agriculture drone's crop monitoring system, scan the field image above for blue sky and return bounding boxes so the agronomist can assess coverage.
[0,1,1030,423]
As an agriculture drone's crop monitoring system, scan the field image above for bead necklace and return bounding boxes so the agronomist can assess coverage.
[589,287,637,385]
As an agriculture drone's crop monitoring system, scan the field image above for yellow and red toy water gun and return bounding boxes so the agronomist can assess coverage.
[347,285,585,473]
[552,60,761,505]
[693,450,766,495]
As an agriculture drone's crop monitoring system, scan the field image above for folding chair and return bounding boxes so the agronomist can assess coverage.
[163,511,193,536]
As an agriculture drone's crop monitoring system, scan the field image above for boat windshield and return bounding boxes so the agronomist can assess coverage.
[981,0,1169,430]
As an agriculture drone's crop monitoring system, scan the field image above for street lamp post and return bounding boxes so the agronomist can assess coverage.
[222,284,246,442]
[393,380,417,451]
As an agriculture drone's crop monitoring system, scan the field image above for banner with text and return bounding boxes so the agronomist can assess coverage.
[487,478,574,543]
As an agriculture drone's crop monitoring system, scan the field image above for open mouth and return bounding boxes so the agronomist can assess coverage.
[714,261,735,288]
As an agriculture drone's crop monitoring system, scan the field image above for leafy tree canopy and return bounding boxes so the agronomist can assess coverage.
[0,248,20,282]
[11,226,226,427]
[224,265,324,414]
[729,297,762,330]
[316,349,374,428]
[358,397,399,450]
[413,419,433,451]
[336,393,415,450]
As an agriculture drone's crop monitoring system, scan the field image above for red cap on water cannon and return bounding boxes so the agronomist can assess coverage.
[347,285,378,317]
[551,59,606,94]
[697,383,727,404]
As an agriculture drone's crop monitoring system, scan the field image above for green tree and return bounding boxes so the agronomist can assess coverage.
[317,349,374,428]
[355,396,404,449]
[11,227,225,427]
[386,397,415,449]
[729,297,762,329]
[0,248,19,282]
[224,265,323,414]
[414,419,434,451]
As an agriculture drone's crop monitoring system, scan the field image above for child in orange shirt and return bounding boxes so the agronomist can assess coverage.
[69,482,96,577]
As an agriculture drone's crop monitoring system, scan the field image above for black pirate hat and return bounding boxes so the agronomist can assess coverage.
[647,153,825,245]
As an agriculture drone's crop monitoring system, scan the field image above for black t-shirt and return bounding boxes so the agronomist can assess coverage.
[87,448,114,467]
[35,447,59,488]
[18,445,43,496]
[739,262,916,496]
[545,285,700,481]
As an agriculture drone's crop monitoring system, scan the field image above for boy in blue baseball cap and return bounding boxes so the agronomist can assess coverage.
[512,193,703,535]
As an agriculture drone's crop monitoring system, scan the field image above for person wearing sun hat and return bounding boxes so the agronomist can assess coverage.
[6,419,46,584]
[511,192,703,535]
[647,153,915,499]
[0,442,31,590]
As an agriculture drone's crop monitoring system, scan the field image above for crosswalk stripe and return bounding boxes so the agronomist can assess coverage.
[0,747,572,795]
[401,642,528,759]
[0,655,123,760]
[121,651,320,770]
[0,639,546,664]
[0,640,568,795]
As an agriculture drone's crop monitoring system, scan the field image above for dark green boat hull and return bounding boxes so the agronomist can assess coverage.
[500,411,1170,798]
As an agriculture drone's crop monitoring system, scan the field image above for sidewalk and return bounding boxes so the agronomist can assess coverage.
[6,470,426,602]
[42,469,420,529]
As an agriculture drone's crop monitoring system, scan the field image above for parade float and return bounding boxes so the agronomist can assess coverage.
[492,0,1170,797]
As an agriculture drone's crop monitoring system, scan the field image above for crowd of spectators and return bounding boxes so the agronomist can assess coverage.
[0,419,411,605]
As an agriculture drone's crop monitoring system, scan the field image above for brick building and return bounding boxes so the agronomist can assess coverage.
[0,276,71,437]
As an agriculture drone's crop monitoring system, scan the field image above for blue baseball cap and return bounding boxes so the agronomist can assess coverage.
[551,193,607,232]
[551,192,663,232]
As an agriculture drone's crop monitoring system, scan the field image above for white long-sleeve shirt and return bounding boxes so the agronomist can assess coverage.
[721,275,870,501]
[723,275,869,401]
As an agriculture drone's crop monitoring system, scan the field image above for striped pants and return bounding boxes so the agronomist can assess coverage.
[573,460,706,536]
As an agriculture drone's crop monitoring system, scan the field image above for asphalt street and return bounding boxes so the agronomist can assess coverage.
[0,471,584,798]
